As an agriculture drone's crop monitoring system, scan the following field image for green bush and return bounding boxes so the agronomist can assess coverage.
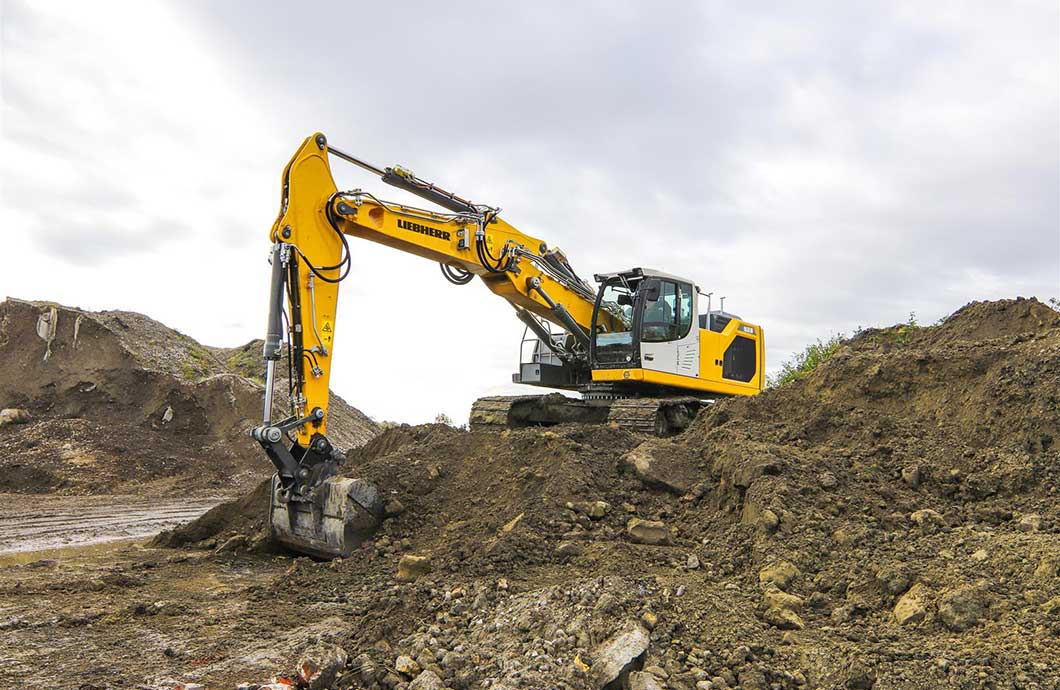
[768,333,848,388]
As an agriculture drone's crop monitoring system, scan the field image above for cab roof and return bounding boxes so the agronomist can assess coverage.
[593,267,697,288]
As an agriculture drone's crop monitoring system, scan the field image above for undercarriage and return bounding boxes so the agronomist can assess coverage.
[469,392,706,437]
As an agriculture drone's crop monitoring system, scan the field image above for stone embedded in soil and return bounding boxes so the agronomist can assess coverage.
[893,583,932,625]
[556,541,585,557]
[408,669,447,690]
[396,554,432,582]
[395,654,422,676]
[762,589,806,630]
[901,464,922,487]
[297,645,348,690]
[938,583,989,631]
[568,500,611,519]
[622,439,696,494]
[763,589,804,614]
[1019,513,1042,532]
[759,561,800,591]
[626,517,672,545]
[216,534,249,554]
[845,661,878,690]
[0,408,30,426]
[588,622,650,687]
[876,566,913,595]
[738,668,769,690]
[629,670,665,690]
[587,500,610,519]
[758,508,780,532]
[910,508,946,534]
[384,497,405,517]
[1041,596,1060,618]
[1034,556,1059,579]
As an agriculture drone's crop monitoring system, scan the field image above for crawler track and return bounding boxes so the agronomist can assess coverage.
[470,394,704,436]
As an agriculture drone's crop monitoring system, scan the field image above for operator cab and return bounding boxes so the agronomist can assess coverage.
[588,267,764,395]
[590,267,695,369]
[513,267,763,396]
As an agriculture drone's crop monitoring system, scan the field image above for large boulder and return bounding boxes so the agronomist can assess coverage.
[622,439,699,494]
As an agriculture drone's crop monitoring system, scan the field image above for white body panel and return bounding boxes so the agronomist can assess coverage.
[640,288,699,378]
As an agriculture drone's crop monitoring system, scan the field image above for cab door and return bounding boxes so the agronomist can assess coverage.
[638,279,698,377]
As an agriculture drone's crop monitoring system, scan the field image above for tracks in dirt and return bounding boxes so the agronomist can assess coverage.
[0,494,223,554]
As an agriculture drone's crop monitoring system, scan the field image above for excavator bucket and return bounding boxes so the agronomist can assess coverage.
[268,475,383,559]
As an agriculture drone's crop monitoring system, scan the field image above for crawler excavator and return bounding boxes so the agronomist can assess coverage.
[250,133,765,557]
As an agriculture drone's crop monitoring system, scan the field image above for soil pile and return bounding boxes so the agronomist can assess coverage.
[0,298,378,495]
[143,298,1060,689]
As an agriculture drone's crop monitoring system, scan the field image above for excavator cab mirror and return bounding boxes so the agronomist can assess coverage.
[617,293,633,307]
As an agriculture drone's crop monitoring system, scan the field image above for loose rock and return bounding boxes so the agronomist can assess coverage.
[395,654,421,677]
[0,408,30,427]
[938,583,989,631]
[759,508,780,532]
[910,509,946,534]
[396,554,432,582]
[629,670,665,690]
[1019,514,1042,532]
[408,669,447,690]
[588,623,650,687]
[626,518,672,545]
[622,440,697,494]
[893,583,931,625]
[297,646,348,690]
[759,561,800,591]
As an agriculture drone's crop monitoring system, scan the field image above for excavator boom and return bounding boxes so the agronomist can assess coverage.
[251,133,764,557]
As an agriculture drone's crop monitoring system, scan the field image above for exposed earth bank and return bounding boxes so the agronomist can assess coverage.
[0,298,377,496]
[1,298,1058,690]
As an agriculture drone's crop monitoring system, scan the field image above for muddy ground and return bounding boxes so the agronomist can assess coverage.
[0,493,224,554]
[1,298,1058,690]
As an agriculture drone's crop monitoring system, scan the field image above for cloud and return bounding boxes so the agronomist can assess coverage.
[2,0,1056,423]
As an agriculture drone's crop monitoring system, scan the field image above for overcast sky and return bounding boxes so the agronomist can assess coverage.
[1,1,1057,424]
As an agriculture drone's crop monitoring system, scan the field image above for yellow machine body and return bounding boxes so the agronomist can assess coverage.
[267,132,764,447]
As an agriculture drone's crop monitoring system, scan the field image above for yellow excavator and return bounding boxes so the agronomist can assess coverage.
[251,133,764,557]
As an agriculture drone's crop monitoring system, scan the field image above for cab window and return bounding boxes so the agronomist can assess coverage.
[641,280,694,342]
[593,280,636,364]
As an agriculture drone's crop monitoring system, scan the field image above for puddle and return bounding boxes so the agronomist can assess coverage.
[0,493,224,555]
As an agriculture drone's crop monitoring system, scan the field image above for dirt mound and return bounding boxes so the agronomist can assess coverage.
[0,298,378,495]
[154,298,1060,689]
[151,478,273,548]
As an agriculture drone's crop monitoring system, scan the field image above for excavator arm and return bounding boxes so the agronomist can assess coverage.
[250,133,614,507]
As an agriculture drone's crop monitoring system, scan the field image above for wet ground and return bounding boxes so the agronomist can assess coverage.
[0,493,224,554]
[0,539,294,689]
[0,492,332,689]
